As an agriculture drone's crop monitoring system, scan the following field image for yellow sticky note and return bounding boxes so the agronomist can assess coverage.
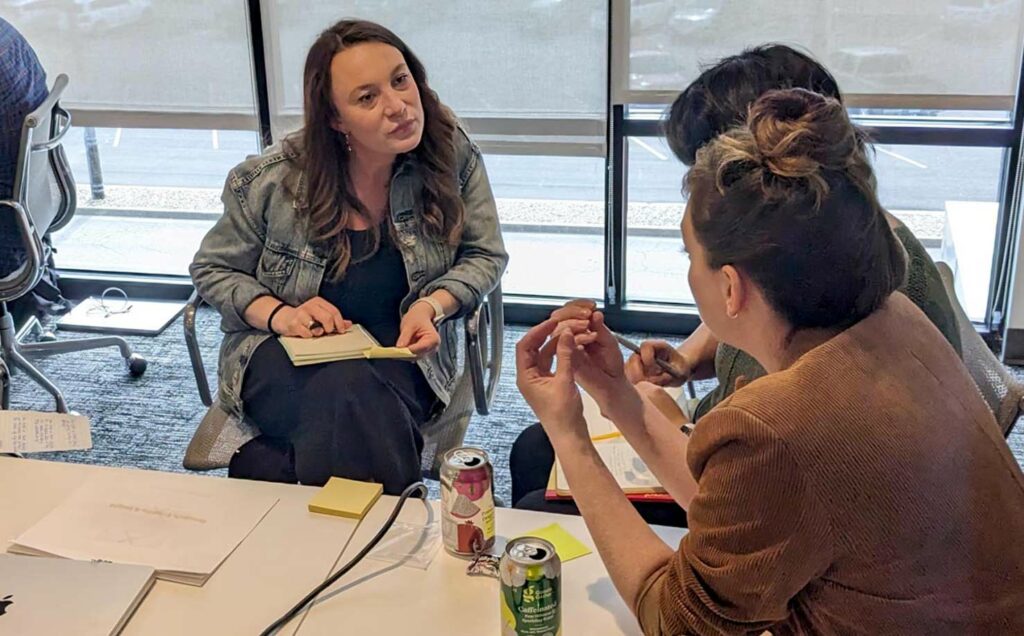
[364,346,417,360]
[517,523,593,563]
[308,477,383,519]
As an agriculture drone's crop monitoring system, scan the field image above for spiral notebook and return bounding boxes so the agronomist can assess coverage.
[278,324,416,366]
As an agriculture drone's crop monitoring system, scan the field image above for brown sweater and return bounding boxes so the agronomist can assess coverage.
[636,294,1024,635]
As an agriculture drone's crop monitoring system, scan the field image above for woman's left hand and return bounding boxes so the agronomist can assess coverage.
[515,318,589,444]
[397,302,441,356]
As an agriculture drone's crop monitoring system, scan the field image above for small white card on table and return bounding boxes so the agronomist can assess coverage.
[0,410,91,453]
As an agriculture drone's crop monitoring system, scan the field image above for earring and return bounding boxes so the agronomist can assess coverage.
[344,133,352,152]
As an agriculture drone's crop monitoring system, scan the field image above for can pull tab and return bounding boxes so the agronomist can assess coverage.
[466,537,499,578]
[466,552,501,579]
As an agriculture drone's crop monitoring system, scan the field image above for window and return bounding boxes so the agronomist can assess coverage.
[3,0,258,276]
[615,1,1023,327]
[624,136,690,305]
[622,0,1024,112]
[261,1,610,299]
[4,0,1021,333]
[264,1,608,146]
[872,144,1005,321]
[51,126,259,276]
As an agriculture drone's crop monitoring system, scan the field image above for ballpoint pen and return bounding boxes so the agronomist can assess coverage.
[610,331,687,381]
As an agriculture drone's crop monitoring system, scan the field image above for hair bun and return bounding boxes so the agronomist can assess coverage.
[747,88,858,179]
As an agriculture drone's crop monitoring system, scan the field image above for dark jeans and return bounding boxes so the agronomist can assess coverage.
[509,422,689,528]
[230,338,437,495]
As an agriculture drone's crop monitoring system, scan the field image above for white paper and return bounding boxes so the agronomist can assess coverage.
[556,438,661,493]
[580,385,683,439]
[279,324,378,358]
[0,410,92,453]
[9,472,278,586]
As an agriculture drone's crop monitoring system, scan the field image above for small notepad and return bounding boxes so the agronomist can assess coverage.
[308,477,384,519]
[279,324,416,366]
[517,523,593,563]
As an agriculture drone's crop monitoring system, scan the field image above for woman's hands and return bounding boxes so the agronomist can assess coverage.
[515,318,589,444]
[396,300,441,356]
[624,340,694,387]
[519,299,642,427]
[272,297,351,338]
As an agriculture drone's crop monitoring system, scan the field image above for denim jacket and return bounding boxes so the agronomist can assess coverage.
[190,125,508,419]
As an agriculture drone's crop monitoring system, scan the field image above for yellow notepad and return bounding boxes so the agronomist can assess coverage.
[308,477,383,519]
[517,523,593,562]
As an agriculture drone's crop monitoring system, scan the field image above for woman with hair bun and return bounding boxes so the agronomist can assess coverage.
[515,88,1024,634]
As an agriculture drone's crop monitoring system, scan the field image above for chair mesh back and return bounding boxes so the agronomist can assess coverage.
[1,80,74,299]
[19,109,64,235]
[936,262,1022,437]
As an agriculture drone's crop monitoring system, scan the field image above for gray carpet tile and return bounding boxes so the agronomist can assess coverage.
[9,308,1024,506]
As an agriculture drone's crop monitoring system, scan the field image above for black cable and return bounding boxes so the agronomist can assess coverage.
[260,481,428,636]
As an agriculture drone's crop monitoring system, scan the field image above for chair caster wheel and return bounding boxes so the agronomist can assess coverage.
[39,331,57,342]
[126,353,147,377]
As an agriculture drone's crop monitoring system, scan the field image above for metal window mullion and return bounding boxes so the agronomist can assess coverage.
[622,118,1014,147]
[245,0,273,149]
[606,105,627,308]
[608,0,631,107]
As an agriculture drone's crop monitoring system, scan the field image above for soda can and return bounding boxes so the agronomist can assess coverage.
[499,536,562,636]
[440,446,495,557]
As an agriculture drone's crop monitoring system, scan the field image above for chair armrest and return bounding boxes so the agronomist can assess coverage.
[183,289,213,407]
[0,200,45,303]
[465,284,503,415]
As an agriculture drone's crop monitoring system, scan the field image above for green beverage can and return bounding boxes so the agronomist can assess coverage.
[499,537,561,636]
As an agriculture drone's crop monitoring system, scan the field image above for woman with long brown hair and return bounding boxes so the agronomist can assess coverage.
[517,89,1024,633]
[191,19,507,492]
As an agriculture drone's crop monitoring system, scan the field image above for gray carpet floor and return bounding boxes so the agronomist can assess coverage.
[9,306,1024,506]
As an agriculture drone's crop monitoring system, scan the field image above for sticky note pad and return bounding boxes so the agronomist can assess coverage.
[364,346,417,360]
[308,477,383,519]
[517,523,593,563]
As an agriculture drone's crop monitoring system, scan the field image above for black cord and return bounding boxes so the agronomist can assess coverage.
[260,481,428,636]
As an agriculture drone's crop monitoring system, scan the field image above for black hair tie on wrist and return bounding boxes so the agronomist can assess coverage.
[267,301,288,335]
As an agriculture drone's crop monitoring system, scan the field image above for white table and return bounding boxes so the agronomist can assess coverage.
[0,457,361,636]
[0,457,687,635]
[296,495,686,635]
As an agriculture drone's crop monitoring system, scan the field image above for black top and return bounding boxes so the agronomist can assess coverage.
[319,225,408,346]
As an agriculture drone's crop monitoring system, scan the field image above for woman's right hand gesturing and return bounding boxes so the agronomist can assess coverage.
[272,297,352,338]
[624,341,693,387]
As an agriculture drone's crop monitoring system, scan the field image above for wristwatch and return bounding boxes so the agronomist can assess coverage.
[412,296,446,325]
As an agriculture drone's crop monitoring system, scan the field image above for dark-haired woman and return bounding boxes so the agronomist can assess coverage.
[510,45,963,523]
[633,43,961,418]
[191,19,507,492]
[516,89,1024,634]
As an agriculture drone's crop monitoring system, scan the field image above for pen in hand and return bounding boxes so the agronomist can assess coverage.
[610,332,687,381]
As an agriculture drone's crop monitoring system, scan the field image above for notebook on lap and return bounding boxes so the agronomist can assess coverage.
[278,324,416,366]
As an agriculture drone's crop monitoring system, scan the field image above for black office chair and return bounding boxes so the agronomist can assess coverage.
[0,74,146,413]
